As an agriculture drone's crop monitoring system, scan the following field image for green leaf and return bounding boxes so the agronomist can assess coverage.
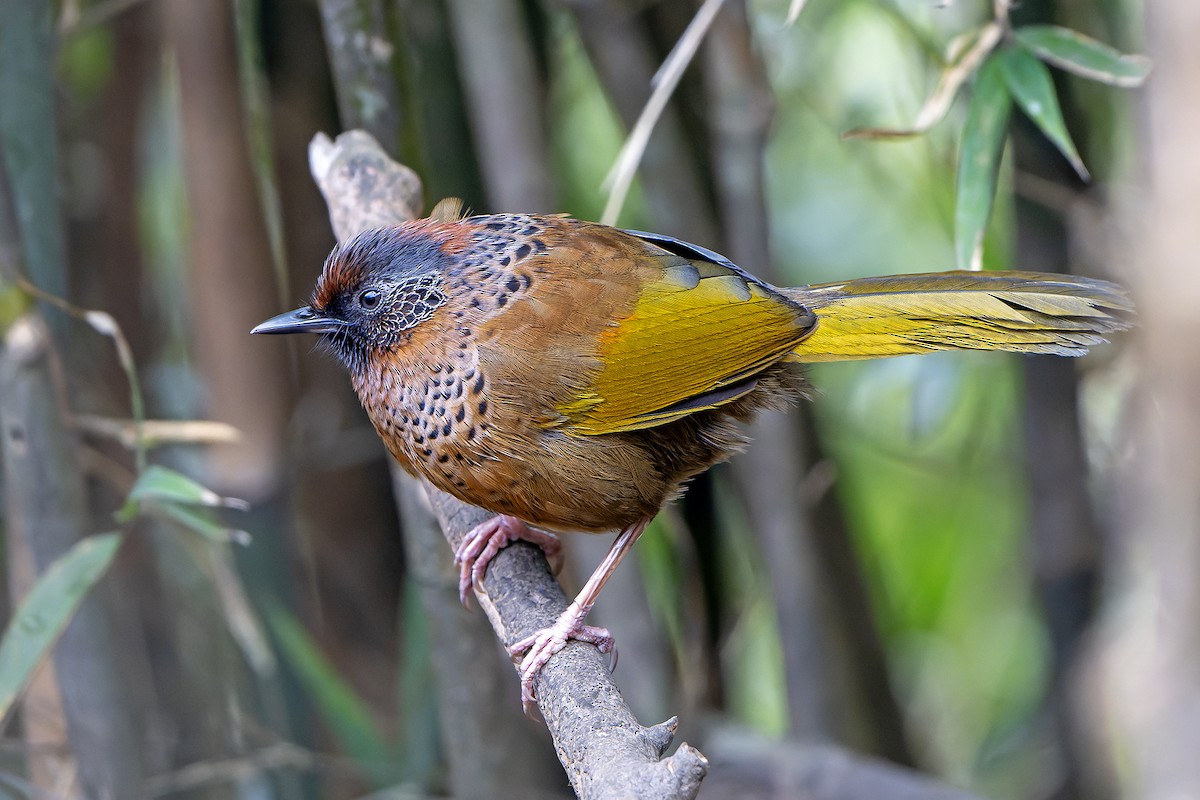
[266,604,393,781]
[119,465,250,523]
[0,533,123,723]
[0,285,32,336]
[956,54,1012,270]
[1002,47,1089,181]
[128,465,249,510]
[1015,25,1151,88]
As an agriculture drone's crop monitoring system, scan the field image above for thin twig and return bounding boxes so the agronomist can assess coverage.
[143,742,315,797]
[842,21,1003,140]
[601,0,725,225]
[16,279,148,473]
[73,415,240,449]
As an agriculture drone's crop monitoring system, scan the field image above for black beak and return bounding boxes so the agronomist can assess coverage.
[251,307,347,335]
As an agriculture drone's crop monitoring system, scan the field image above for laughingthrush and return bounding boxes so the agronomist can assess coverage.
[254,202,1131,712]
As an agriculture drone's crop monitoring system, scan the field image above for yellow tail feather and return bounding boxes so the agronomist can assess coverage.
[782,271,1133,363]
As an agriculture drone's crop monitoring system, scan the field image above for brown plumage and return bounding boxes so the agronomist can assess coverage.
[253,207,1131,713]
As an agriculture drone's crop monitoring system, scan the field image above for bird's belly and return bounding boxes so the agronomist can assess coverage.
[379,413,664,532]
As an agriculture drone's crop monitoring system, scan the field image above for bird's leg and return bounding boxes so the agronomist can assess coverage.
[508,517,651,716]
[454,514,562,606]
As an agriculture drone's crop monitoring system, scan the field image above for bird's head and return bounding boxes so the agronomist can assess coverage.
[252,225,449,375]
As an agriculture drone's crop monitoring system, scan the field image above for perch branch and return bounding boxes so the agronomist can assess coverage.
[313,1,564,791]
[307,129,708,800]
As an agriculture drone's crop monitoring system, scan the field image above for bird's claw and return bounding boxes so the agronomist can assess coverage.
[453,515,562,607]
[508,608,614,716]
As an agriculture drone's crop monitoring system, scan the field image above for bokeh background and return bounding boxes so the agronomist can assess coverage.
[2,0,1194,798]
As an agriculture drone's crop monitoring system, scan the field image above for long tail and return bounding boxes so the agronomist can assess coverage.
[781,271,1133,363]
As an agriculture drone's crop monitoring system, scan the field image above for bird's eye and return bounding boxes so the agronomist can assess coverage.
[358,289,382,310]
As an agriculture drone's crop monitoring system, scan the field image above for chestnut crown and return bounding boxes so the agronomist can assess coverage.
[251,226,448,374]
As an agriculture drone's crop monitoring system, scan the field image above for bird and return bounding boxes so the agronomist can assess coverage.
[253,199,1131,713]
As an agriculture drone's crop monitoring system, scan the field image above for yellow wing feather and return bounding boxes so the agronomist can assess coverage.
[559,261,815,435]
[514,222,1129,435]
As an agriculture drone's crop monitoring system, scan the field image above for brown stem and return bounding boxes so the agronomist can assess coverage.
[169,0,289,500]
[1013,174,1101,800]
[704,0,833,740]
[167,1,306,786]
[1,315,142,799]
[567,0,726,718]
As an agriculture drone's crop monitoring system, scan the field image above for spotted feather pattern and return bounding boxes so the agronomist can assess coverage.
[349,215,551,505]
[392,274,445,330]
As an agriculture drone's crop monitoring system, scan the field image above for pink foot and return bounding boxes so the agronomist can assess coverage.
[508,603,615,715]
[453,515,562,607]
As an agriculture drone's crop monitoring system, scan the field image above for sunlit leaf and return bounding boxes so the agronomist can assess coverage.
[0,285,31,334]
[267,604,393,779]
[955,54,1012,270]
[1014,25,1151,88]
[0,534,123,723]
[1002,47,1089,181]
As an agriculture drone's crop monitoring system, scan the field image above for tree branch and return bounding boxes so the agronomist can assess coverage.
[313,2,565,791]
[317,0,403,153]
[704,737,984,800]
[307,129,708,800]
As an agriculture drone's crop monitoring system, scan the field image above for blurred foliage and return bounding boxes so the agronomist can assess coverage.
[0,533,122,723]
